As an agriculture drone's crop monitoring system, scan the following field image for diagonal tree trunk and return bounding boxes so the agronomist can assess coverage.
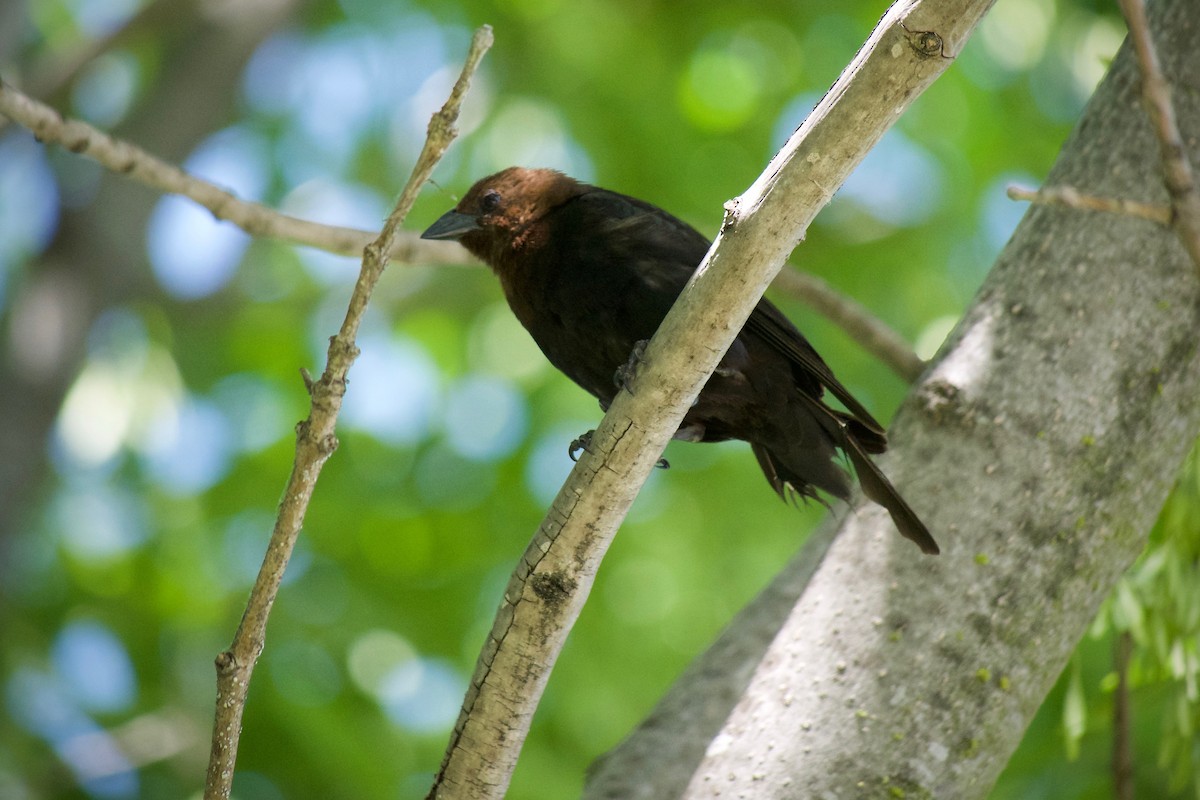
[584,0,1200,796]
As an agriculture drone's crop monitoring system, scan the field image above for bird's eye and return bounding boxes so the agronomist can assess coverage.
[480,190,501,213]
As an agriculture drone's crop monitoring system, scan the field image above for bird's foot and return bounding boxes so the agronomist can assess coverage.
[568,428,669,469]
[613,340,650,393]
[568,430,594,462]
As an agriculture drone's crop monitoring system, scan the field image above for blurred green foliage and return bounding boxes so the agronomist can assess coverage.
[1,0,1196,798]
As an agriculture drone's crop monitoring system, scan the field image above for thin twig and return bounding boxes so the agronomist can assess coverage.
[1117,0,1200,276]
[200,25,493,800]
[1007,184,1173,226]
[772,267,925,383]
[1113,631,1134,800]
[0,78,476,267]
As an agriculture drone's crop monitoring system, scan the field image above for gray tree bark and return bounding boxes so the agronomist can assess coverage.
[584,0,1200,796]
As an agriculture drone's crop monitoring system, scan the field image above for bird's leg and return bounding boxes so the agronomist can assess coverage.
[570,342,669,470]
[613,339,650,394]
[567,427,669,469]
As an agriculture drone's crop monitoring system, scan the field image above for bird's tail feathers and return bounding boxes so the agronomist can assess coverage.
[751,439,852,509]
[841,433,939,555]
[831,409,887,454]
[789,392,940,555]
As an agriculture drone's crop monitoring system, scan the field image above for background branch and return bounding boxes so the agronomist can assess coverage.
[773,266,926,382]
[1007,184,1173,225]
[426,1,989,797]
[201,26,492,800]
[1113,631,1134,800]
[1117,0,1200,274]
[0,79,475,267]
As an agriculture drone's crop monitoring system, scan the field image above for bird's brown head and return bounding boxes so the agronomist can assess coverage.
[420,167,586,266]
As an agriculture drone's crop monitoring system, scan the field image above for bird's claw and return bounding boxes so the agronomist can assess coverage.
[568,430,594,462]
[568,428,669,469]
[613,339,650,393]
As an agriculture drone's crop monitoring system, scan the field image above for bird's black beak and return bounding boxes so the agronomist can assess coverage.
[420,210,481,241]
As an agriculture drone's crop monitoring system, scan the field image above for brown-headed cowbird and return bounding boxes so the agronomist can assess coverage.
[421,167,938,555]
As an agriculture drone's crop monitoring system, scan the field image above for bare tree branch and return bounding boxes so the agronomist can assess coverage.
[1118,0,1200,275]
[201,25,493,800]
[425,1,992,797]
[0,79,927,379]
[1113,631,1134,800]
[1007,184,1173,226]
[0,78,475,267]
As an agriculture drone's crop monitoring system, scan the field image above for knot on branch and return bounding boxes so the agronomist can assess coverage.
[363,239,389,263]
[214,650,238,674]
[318,434,340,456]
[327,335,361,365]
[904,26,944,58]
[719,199,742,235]
[530,570,578,608]
[296,415,339,447]
[916,378,977,427]
[428,108,458,139]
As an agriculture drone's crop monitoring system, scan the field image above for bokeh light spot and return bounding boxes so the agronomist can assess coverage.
[342,334,441,445]
[5,668,137,798]
[65,0,139,36]
[282,179,388,284]
[137,396,234,494]
[1070,17,1125,96]
[915,314,960,362]
[442,374,527,461]
[413,445,496,511]
[146,127,270,299]
[678,39,765,132]
[977,0,1053,72]
[378,657,464,734]
[467,303,548,382]
[71,51,139,128]
[212,373,293,453]
[52,620,136,714]
[0,134,61,297]
[836,131,944,228]
[55,319,184,474]
[472,98,593,179]
[347,629,416,697]
[603,559,679,624]
[268,640,342,708]
[980,172,1036,254]
[52,483,147,562]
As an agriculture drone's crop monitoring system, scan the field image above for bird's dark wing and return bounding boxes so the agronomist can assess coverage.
[744,300,886,437]
[578,189,712,276]
[570,188,710,327]
[568,190,886,440]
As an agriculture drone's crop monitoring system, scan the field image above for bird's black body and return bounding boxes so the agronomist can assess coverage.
[422,167,937,554]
